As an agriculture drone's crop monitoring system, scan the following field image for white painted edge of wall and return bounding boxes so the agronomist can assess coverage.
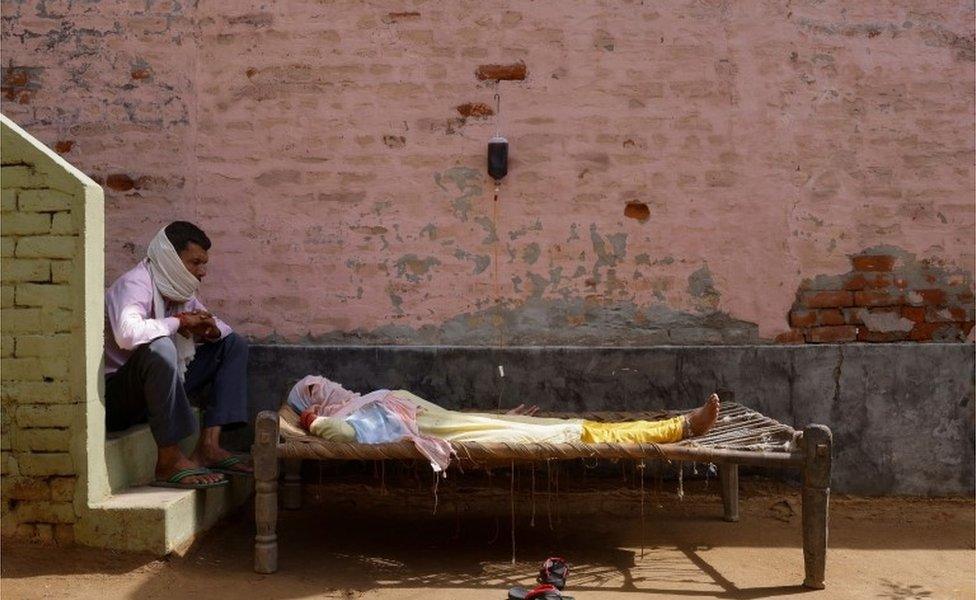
[0,113,101,189]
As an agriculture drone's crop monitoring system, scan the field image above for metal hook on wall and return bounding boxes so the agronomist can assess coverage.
[494,92,501,136]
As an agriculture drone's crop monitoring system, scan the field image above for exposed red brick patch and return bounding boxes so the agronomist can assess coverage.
[913,288,947,306]
[817,309,845,326]
[789,248,973,344]
[801,291,853,308]
[131,68,151,80]
[858,329,907,342]
[623,201,650,222]
[854,290,904,307]
[245,67,257,79]
[948,306,969,321]
[789,309,817,328]
[475,61,527,81]
[844,273,891,290]
[901,306,926,323]
[54,140,74,154]
[105,173,135,192]
[843,275,866,291]
[910,321,973,342]
[775,329,805,344]
[456,102,494,118]
[851,254,895,271]
[923,306,953,323]
[807,325,858,343]
[908,322,942,342]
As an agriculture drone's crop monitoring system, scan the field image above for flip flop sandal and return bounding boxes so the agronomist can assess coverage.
[207,454,254,476]
[151,467,229,490]
[508,585,573,600]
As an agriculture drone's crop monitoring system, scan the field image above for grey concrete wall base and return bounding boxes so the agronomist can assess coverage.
[244,343,975,496]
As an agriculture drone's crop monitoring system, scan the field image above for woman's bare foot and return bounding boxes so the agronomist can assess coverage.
[686,393,721,437]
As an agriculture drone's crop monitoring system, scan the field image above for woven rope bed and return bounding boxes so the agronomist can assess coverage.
[253,403,833,589]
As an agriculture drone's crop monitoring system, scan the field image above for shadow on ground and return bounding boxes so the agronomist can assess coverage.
[2,476,972,599]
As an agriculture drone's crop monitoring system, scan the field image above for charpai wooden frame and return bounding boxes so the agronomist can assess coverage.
[252,403,833,589]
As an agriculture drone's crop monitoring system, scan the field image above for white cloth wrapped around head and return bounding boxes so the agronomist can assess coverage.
[147,227,199,302]
[146,227,199,379]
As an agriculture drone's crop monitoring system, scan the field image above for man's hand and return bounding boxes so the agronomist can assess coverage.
[177,311,209,336]
[177,310,220,340]
[506,404,541,416]
[198,313,221,340]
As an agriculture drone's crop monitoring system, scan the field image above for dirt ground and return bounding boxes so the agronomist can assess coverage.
[2,475,974,599]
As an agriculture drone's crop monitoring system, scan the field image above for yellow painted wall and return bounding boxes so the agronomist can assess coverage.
[1,113,104,543]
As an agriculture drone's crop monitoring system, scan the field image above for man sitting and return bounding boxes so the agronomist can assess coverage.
[104,221,251,488]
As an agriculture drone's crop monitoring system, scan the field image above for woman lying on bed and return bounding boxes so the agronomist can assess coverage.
[288,375,720,472]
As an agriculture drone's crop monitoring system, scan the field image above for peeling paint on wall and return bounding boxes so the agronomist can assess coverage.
[283,297,759,346]
[589,225,627,269]
[394,254,441,283]
[434,167,481,222]
[1,2,972,344]
[687,265,721,311]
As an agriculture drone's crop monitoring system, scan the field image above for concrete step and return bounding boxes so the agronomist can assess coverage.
[104,414,201,493]
[86,411,251,555]
[104,425,160,492]
[76,476,252,555]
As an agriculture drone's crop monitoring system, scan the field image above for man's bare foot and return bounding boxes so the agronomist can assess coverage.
[686,393,721,437]
[191,445,254,473]
[191,426,254,473]
[155,449,224,485]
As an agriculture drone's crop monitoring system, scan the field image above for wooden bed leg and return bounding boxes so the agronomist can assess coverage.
[719,463,739,522]
[283,459,302,510]
[254,411,280,574]
[801,425,832,589]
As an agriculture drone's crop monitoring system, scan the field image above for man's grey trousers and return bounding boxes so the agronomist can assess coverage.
[105,333,249,446]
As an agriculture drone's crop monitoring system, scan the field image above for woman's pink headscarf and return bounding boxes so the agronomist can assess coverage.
[288,375,454,472]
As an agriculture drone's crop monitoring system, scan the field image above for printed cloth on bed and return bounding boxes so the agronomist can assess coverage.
[288,376,688,473]
[288,375,454,472]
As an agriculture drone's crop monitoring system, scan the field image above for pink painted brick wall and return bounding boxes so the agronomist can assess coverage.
[2,1,973,343]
